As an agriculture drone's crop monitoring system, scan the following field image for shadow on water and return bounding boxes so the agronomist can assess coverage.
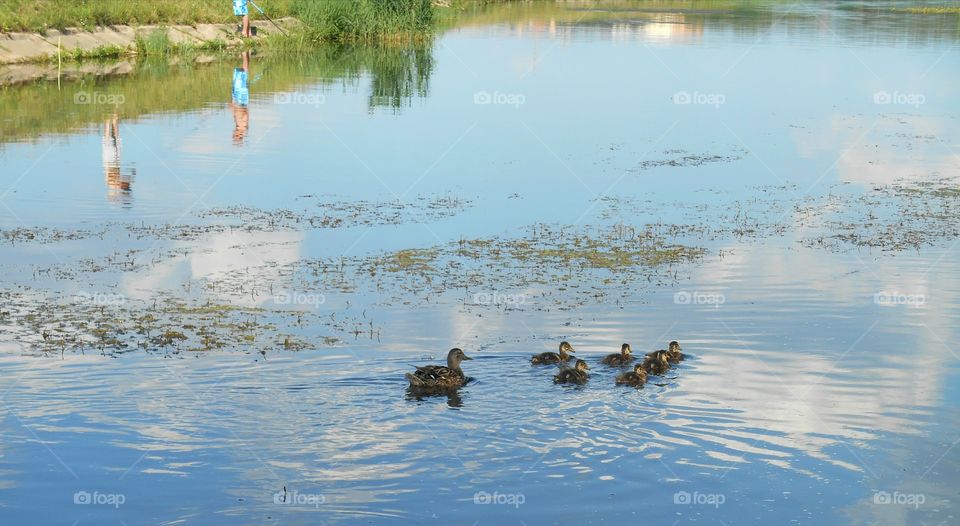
[405,376,474,408]
[405,386,465,408]
[0,41,435,146]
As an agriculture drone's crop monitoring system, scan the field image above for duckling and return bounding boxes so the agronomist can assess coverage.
[642,350,670,375]
[406,348,473,390]
[531,341,575,364]
[647,340,684,363]
[615,364,648,387]
[600,343,634,366]
[554,359,589,384]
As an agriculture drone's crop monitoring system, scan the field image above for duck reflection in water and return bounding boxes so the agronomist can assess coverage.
[102,113,134,204]
[405,386,465,408]
[230,51,251,146]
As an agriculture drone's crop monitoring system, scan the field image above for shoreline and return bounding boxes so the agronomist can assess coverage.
[0,18,300,65]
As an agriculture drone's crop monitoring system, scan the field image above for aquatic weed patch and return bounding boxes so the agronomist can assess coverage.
[0,226,98,244]
[597,180,960,253]
[0,195,472,245]
[800,179,960,252]
[631,148,747,172]
[5,180,960,354]
[270,223,711,310]
[0,288,346,356]
[595,186,794,242]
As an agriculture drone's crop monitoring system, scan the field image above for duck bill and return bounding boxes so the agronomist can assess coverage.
[461,355,473,360]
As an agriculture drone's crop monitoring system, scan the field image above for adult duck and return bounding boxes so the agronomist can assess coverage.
[406,348,473,390]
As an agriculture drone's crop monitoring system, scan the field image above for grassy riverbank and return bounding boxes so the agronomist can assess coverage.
[0,0,434,39]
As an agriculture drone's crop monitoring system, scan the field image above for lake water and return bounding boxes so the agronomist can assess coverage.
[1,1,959,524]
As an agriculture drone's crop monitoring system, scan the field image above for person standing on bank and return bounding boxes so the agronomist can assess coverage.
[234,0,252,37]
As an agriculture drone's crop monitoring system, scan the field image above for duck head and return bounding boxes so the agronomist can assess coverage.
[559,341,575,358]
[446,348,473,368]
[646,350,669,366]
[633,364,647,375]
[669,341,682,353]
[621,343,632,356]
[574,359,590,373]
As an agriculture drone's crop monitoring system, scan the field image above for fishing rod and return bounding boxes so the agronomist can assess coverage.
[249,1,290,37]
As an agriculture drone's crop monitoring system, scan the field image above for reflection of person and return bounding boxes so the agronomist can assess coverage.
[234,0,252,37]
[230,51,251,146]
[102,114,133,204]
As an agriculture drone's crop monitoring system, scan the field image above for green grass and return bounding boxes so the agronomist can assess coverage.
[131,28,230,57]
[135,29,176,56]
[0,0,435,39]
[287,0,434,42]
[41,29,230,63]
[0,0,289,32]
[892,6,960,15]
[61,44,128,61]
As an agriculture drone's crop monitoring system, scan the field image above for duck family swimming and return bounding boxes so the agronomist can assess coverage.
[406,341,685,392]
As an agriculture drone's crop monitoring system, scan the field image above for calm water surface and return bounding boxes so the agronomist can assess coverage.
[1,2,959,525]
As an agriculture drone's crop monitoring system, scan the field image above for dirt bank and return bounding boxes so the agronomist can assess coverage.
[0,17,300,64]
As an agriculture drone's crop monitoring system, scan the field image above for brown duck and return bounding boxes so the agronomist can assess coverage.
[647,341,684,364]
[615,364,648,387]
[642,350,670,375]
[600,343,634,366]
[531,341,575,364]
[554,359,590,385]
[406,348,473,390]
